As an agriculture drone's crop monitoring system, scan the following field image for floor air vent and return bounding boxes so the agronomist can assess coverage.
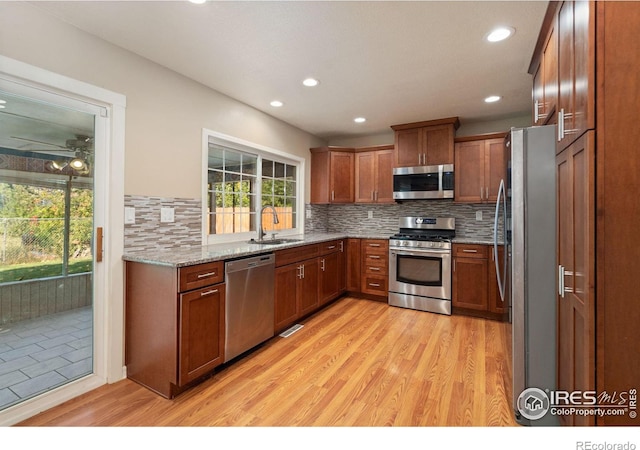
[279,324,304,338]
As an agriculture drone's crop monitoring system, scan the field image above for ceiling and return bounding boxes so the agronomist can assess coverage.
[4,0,548,148]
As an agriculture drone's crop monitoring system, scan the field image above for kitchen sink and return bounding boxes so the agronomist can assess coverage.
[247,238,303,245]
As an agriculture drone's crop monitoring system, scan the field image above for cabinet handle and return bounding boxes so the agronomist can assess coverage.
[462,249,478,253]
[369,255,381,259]
[297,265,303,279]
[331,190,335,201]
[369,267,381,271]
[453,259,456,272]
[485,187,489,199]
[321,258,326,271]
[327,245,336,250]
[302,264,305,279]
[480,187,484,200]
[372,190,375,201]
[369,243,381,247]
[200,289,219,297]
[197,271,217,279]
[534,100,539,123]
[558,109,564,141]
[339,241,344,252]
[369,283,381,287]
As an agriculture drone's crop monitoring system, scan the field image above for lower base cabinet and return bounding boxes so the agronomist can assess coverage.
[452,243,508,321]
[274,240,346,334]
[125,260,225,398]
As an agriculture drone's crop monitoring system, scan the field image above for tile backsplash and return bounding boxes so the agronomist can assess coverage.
[123,196,502,253]
[305,200,502,241]
[124,195,202,253]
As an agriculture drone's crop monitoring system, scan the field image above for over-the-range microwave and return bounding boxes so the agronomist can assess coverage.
[392,164,454,200]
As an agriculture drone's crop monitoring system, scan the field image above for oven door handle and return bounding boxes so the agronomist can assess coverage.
[390,248,451,256]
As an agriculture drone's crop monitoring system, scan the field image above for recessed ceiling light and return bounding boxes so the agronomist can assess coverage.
[188,0,207,4]
[303,78,319,87]
[485,95,501,103]
[486,27,515,42]
[270,100,284,107]
[354,117,366,123]
[0,100,6,104]
[0,105,5,109]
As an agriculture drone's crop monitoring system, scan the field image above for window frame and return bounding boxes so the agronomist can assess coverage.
[202,129,305,245]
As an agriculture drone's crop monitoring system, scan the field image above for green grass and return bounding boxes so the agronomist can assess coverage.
[0,259,92,283]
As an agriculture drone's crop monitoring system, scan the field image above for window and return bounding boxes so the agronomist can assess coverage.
[204,131,303,243]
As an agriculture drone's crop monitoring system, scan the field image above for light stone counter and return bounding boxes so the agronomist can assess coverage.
[122,232,390,267]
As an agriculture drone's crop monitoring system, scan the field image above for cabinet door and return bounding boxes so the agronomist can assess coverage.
[337,240,347,293]
[395,128,422,167]
[532,62,545,125]
[375,149,395,203]
[452,257,488,311]
[543,18,558,124]
[275,264,300,333]
[319,252,339,306]
[179,284,225,385]
[556,133,595,426]
[299,258,319,315]
[454,140,484,203]
[485,138,507,202]
[346,238,361,292]
[423,125,454,165]
[572,0,595,141]
[310,150,330,204]
[354,151,376,203]
[557,0,575,150]
[330,152,354,203]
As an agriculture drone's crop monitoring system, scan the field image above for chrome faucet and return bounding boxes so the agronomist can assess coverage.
[258,205,279,241]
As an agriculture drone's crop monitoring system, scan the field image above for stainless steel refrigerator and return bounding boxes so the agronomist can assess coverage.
[493,125,559,426]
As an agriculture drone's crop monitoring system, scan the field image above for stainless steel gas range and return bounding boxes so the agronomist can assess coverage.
[388,217,455,315]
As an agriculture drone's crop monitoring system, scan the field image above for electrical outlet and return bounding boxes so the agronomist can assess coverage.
[368,211,374,219]
[124,207,135,224]
[306,209,312,219]
[476,210,483,221]
[161,207,175,223]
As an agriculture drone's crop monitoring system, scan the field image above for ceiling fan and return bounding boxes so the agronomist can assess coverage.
[9,134,93,174]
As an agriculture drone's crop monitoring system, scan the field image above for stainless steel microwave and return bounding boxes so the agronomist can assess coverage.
[392,164,454,200]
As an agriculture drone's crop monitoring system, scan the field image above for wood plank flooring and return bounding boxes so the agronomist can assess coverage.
[17,297,517,426]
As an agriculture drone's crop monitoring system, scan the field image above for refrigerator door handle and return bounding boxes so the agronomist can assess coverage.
[494,179,506,302]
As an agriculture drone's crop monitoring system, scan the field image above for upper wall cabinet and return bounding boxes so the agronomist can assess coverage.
[391,117,460,167]
[454,133,507,204]
[354,145,395,204]
[310,146,355,204]
[530,5,558,125]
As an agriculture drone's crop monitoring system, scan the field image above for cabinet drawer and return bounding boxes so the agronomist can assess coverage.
[363,264,386,276]
[179,261,224,292]
[453,244,488,259]
[275,244,319,267]
[362,252,388,268]
[319,240,342,255]
[361,275,388,296]
[361,239,388,254]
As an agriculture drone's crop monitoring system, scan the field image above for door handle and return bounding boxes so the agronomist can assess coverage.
[96,227,103,263]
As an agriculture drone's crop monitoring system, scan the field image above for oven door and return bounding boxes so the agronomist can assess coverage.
[389,247,451,300]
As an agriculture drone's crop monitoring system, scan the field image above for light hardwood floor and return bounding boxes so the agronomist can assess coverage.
[17,297,518,426]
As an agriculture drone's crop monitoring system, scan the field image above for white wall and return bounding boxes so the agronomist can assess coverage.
[0,2,325,201]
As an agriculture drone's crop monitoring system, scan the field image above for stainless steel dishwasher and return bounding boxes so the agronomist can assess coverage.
[224,253,275,362]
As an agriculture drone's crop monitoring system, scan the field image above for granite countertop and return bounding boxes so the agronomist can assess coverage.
[452,237,498,245]
[122,232,391,267]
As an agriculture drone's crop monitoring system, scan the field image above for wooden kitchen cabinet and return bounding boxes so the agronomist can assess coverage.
[391,117,460,167]
[454,133,506,203]
[318,239,346,306]
[529,1,640,425]
[360,239,388,298]
[452,243,508,321]
[556,0,595,150]
[452,244,489,311]
[310,147,355,204]
[354,145,395,203]
[346,238,361,292]
[274,244,319,333]
[125,260,225,398]
[531,5,558,125]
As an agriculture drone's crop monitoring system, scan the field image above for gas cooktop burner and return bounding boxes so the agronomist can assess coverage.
[390,233,453,242]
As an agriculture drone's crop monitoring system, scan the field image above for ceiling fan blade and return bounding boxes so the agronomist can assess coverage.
[9,136,71,150]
